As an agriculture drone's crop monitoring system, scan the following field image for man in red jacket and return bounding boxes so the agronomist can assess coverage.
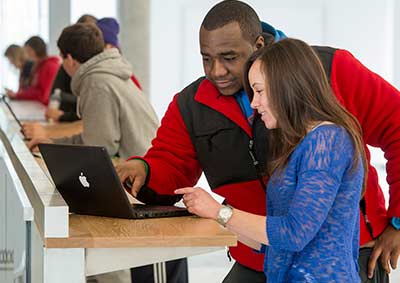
[6,36,59,105]
[116,1,400,282]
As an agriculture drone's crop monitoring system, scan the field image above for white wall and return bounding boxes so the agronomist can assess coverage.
[324,0,394,83]
[70,0,117,23]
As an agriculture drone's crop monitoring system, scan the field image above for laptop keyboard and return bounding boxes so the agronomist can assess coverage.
[132,204,186,212]
[131,204,190,218]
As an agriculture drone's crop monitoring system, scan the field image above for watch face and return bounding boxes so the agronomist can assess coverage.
[218,206,233,225]
[220,207,231,218]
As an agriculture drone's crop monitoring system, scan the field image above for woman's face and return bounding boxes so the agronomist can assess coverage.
[249,59,277,129]
[24,45,37,62]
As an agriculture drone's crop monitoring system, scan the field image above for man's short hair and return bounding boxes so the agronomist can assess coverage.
[57,23,104,64]
[24,36,47,59]
[201,0,261,43]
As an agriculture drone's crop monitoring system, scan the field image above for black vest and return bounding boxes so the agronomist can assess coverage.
[177,78,263,190]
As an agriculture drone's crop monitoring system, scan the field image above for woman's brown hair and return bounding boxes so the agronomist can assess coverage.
[243,38,367,194]
[24,36,47,59]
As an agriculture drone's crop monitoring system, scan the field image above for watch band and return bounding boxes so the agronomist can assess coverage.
[391,217,400,230]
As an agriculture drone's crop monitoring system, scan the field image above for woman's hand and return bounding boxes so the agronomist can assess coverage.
[175,187,221,219]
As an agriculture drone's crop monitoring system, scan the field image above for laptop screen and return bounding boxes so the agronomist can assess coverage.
[1,94,23,129]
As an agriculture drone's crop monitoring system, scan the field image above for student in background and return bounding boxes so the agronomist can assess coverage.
[176,38,367,283]
[76,14,97,24]
[46,66,79,122]
[3,44,34,90]
[97,17,120,50]
[5,36,59,105]
[45,14,98,122]
[96,17,142,91]
[45,16,143,123]
[27,23,158,161]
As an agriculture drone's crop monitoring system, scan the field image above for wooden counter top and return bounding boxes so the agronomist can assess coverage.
[45,214,236,248]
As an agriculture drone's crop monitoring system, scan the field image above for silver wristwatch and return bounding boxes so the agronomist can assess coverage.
[216,205,233,227]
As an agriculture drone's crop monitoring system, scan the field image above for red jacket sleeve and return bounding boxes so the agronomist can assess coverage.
[132,94,202,196]
[330,49,400,217]
[16,58,59,105]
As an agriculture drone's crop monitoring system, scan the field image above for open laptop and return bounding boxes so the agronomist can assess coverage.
[38,143,191,219]
[1,94,24,128]
[0,94,33,143]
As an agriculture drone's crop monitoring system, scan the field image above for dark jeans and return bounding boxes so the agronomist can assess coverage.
[358,247,389,283]
[222,262,265,283]
[130,258,188,283]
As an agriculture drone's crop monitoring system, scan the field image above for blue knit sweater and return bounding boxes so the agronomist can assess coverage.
[264,125,363,283]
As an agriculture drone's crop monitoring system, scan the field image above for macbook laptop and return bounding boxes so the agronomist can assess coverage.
[1,95,24,129]
[0,94,33,142]
[38,143,191,219]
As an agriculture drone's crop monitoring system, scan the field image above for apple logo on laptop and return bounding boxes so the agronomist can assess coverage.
[79,172,90,188]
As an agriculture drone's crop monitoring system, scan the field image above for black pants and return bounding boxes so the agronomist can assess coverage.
[131,258,188,283]
[358,247,389,283]
[222,262,265,283]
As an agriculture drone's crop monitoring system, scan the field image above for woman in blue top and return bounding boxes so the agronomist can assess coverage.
[175,38,367,282]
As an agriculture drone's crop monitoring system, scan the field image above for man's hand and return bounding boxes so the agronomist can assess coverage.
[174,187,221,219]
[22,122,48,139]
[115,159,147,197]
[368,225,400,278]
[45,108,64,121]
